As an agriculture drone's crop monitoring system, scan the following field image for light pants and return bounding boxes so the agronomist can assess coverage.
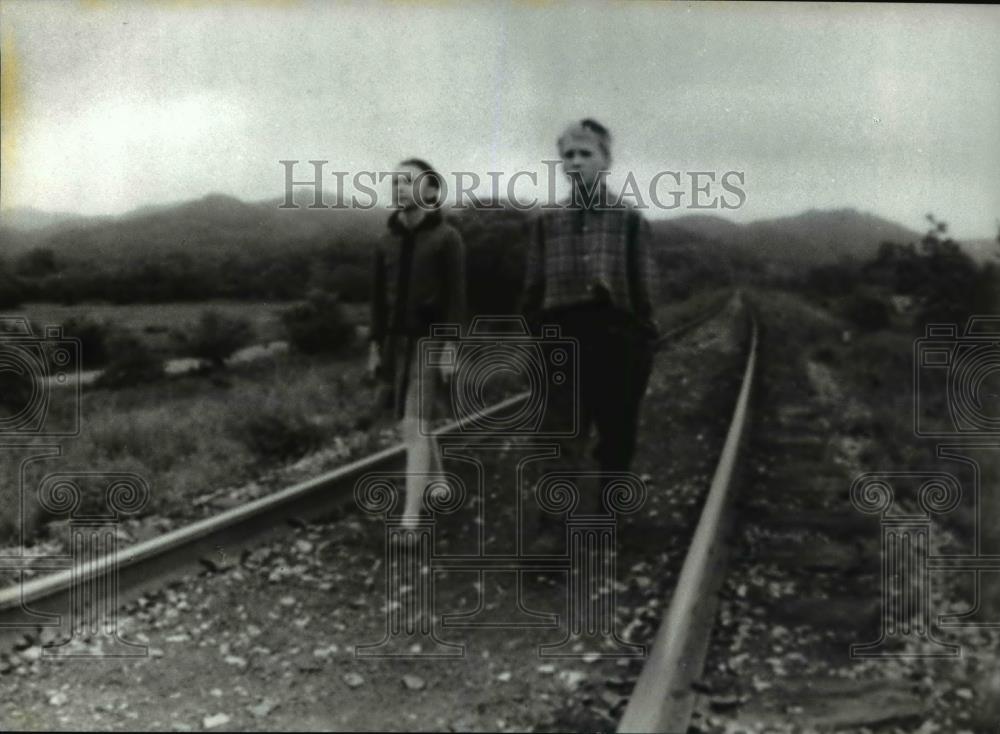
[400,355,447,524]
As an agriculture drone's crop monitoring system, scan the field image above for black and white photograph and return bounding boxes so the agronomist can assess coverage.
[1,1,999,732]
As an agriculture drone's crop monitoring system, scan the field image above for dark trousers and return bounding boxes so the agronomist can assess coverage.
[539,303,655,514]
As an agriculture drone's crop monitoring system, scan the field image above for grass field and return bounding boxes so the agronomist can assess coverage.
[15,300,370,354]
[657,287,731,330]
[13,295,713,356]
[1,290,730,552]
[0,343,379,549]
[17,300,295,350]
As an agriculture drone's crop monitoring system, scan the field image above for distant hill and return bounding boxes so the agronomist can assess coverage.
[2,196,990,270]
[0,206,90,232]
[0,207,104,256]
[1,193,385,263]
[743,209,923,263]
[652,208,927,266]
[664,214,745,243]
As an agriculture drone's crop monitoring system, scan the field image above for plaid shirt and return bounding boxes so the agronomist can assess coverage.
[522,200,658,324]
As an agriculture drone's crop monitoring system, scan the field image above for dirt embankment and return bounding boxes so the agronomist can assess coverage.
[694,290,1000,734]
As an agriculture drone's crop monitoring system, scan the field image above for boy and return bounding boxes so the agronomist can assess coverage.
[522,119,659,520]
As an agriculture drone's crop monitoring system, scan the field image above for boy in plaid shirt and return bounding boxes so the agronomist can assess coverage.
[523,119,660,518]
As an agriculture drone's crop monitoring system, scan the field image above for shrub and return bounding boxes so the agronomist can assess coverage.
[841,292,891,332]
[61,316,113,369]
[96,330,164,389]
[312,263,370,303]
[0,259,26,308]
[281,289,355,354]
[14,248,58,278]
[179,310,255,368]
[865,215,995,333]
[458,212,528,316]
[806,263,858,298]
[811,345,839,365]
[231,402,324,464]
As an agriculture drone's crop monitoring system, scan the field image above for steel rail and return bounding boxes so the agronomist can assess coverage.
[0,393,526,647]
[0,295,731,648]
[618,300,758,734]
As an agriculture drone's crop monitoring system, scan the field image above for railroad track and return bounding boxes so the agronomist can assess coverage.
[0,290,748,733]
[619,301,758,733]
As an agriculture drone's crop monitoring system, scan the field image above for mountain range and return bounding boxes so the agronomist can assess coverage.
[1,195,995,267]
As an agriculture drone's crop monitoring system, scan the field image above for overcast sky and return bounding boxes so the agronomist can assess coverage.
[1,1,998,238]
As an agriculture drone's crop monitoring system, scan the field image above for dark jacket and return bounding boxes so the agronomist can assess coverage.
[371,208,467,342]
[370,208,467,418]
